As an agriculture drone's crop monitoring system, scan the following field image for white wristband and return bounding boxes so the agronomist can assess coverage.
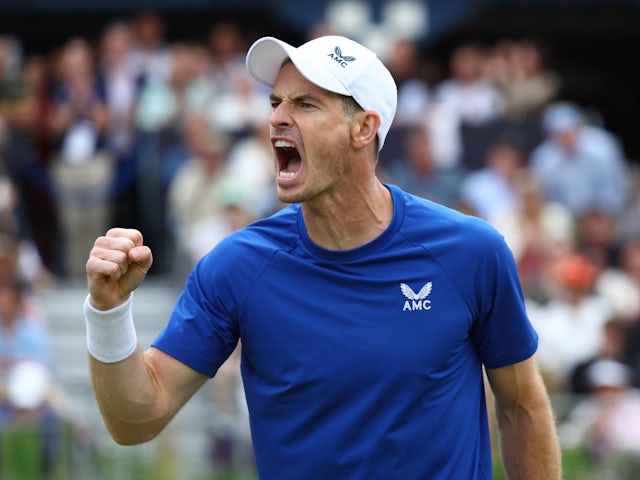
[84,293,138,363]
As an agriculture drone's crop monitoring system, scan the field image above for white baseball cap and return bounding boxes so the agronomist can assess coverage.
[246,35,397,151]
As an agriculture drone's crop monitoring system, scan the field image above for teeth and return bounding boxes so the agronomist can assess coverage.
[275,140,295,148]
[279,171,296,178]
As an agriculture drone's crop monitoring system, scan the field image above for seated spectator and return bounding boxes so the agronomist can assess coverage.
[594,235,640,322]
[168,117,254,268]
[459,136,525,223]
[0,270,71,477]
[485,38,560,121]
[491,169,575,301]
[570,318,639,395]
[530,252,613,391]
[559,359,640,463]
[0,360,62,477]
[0,275,51,378]
[529,102,629,218]
[380,125,466,208]
[224,122,279,219]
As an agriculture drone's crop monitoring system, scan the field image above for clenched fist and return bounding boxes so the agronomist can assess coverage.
[86,228,153,311]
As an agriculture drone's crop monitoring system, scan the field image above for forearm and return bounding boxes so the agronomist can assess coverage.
[496,389,562,479]
[84,294,179,445]
[89,348,171,445]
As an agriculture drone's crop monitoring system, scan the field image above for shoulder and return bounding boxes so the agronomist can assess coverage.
[580,126,624,157]
[398,187,503,248]
[394,186,516,291]
[197,205,300,270]
[180,205,300,309]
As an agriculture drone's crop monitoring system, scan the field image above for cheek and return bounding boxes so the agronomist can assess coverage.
[306,120,350,157]
[307,133,350,178]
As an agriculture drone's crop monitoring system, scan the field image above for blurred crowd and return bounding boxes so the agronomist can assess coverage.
[1,9,640,474]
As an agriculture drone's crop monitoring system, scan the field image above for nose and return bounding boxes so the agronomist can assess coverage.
[269,101,292,129]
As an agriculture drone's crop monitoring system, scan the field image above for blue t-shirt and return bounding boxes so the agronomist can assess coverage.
[153,184,538,480]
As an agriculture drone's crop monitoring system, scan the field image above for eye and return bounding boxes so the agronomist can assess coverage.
[270,100,281,110]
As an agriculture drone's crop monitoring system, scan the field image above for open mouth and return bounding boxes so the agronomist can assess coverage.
[274,139,302,178]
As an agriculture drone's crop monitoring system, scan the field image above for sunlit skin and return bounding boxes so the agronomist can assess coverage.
[269,62,393,251]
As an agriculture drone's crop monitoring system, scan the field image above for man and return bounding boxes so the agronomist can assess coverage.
[85,35,561,479]
[530,101,629,217]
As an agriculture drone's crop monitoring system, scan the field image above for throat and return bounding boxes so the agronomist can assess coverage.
[302,186,394,251]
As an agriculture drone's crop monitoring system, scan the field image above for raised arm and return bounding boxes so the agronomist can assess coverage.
[486,355,562,480]
[85,228,208,445]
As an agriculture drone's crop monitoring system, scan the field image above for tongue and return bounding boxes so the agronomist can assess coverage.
[286,156,302,174]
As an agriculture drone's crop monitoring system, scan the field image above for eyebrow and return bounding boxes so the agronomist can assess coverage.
[269,92,326,106]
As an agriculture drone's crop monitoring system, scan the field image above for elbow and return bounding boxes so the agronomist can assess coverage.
[105,420,163,446]
[110,428,160,446]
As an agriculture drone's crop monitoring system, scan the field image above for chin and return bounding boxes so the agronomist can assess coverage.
[276,188,303,205]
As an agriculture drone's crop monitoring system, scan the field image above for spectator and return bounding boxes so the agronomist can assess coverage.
[486,38,560,121]
[380,125,465,208]
[530,252,613,391]
[205,21,250,97]
[207,67,271,139]
[0,146,51,286]
[97,20,143,232]
[134,41,213,273]
[205,22,270,138]
[429,43,505,170]
[0,40,58,277]
[379,37,434,169]
[529,101,629,218]
[167,117,253,268]
[386,37,432,128]
[493,169,575,302]
[559,358,640,464]
[128,10,171,86]
[0,360,63,478]
[0,275,51,380]
[48,37,114,277]
[570,318,638,395]
[577,208,621,273]
[224,122,279,219]
[459,136,526,224]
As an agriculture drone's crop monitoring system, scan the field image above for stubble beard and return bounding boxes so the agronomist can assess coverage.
[276,139,350,206]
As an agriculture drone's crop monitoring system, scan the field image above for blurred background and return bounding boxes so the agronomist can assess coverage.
[1,0,640,478]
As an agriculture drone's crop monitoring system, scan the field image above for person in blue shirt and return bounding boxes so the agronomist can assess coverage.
[84,35,561,479]
[530,102,629,217]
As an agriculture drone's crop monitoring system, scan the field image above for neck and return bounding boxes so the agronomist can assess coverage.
[301,178,393,251]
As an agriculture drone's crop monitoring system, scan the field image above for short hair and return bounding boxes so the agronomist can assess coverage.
[341,95,363,118]
[341,95,380,153]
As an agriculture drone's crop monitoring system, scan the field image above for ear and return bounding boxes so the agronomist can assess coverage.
[351,110,380,150]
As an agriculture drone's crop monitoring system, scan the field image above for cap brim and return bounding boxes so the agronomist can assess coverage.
[246,37,350,96]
